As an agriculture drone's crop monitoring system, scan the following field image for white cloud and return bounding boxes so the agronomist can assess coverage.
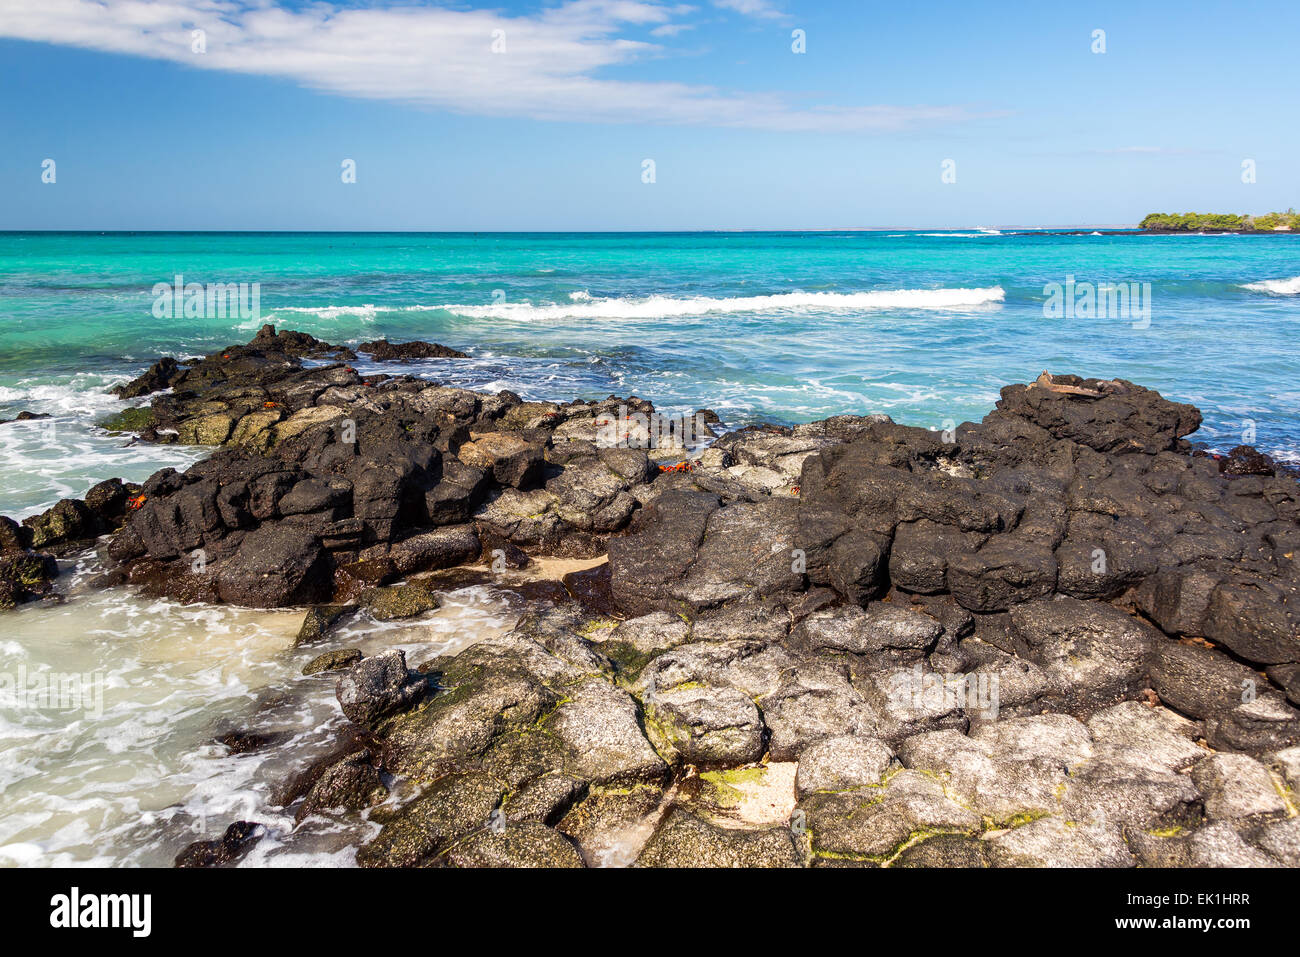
[0,0,993,132]
[712,0,787,20]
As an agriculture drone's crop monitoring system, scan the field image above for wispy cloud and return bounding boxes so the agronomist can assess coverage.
[1086,146,1215,156]
[0,0,996,133]
[712,0,788,20]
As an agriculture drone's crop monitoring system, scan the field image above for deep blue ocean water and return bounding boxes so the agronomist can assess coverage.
[1,229,1297,516]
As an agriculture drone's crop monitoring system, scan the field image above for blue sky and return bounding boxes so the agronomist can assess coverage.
[0,0,1296,229]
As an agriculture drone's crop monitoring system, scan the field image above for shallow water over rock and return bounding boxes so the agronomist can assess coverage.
[0,553,518,867]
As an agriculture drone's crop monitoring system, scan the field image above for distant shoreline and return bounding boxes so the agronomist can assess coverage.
[2,226,1297,236]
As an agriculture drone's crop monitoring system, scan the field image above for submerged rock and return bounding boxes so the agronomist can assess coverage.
[174,821,263,868]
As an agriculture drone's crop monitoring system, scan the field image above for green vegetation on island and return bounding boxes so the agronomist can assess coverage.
[1139,209,1298,232]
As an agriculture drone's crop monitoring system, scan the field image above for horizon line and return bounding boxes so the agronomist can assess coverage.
[0,225,1143,234]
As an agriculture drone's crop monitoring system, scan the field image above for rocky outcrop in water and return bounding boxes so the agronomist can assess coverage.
[5,327,1298,867]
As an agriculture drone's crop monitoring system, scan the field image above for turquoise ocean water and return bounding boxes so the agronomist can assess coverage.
[1,229,1298,517]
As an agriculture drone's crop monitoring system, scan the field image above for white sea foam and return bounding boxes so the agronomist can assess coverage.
[259,304,381,325]
[1241,276,1300,295]
[438,286,1006,322]
[0,577,518,866]
[0,374,131,417]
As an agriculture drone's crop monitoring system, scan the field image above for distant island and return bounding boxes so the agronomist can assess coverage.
[1140,209,1297,232]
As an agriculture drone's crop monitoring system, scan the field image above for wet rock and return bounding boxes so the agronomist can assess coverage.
[0,409,52,425]
[335,649,428,730]
[294,604,352,646]
[382,649,562,781]
[113,356,181,399]
[556,784,667,866]
[0,516,30,554]
[22,498,97,555]
[443,821,586,868]
[302,648,363,675]
[358,339,469,361]
[561,561,616,616]
[295,749,387,821]
[634,807,802,868]
[215,730,277,754]
[0,550,58,609]
[333,558,396,602]
[388,525,479,575]
[360,581,439,620]
[1219,445,1276,477]
[174,821,263,868]
[357,771,503,867]
[84,478,133,529]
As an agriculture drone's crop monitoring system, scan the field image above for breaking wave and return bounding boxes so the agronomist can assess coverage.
[438,286,1006,321]
[1241,276,1300,296]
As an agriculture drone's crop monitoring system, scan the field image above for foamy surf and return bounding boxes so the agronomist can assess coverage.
[0,564,520,867]
[439,286,1006,322]
[1241,276,1300,295]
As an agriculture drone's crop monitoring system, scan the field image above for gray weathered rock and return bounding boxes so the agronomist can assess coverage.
[795,735,894,797]
[545,678,668,786]
[986,816,1134,868]
[635,806,803,868]
[644,684,764,767]
[1189,753,1287,821]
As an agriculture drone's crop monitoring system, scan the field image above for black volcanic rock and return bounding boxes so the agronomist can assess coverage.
[358,339,469,361]
[112,356,181,399]
[20,326,1300,869]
